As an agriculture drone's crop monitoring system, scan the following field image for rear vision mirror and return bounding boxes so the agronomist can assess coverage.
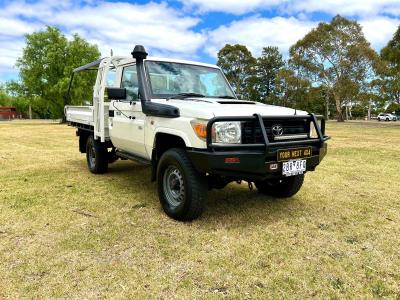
[106,87,126,100]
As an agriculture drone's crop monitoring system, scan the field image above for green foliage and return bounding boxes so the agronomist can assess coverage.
[290,15,379,121]
[0,85,30,116]
[217,44,256,99]
[380,26,400,105]
[214,16,390,121]
[8,26,100,118]
[385,102,400,114]
[0,86,12,106]
[255,46,284,103]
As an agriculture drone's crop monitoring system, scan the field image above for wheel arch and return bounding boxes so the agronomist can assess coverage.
[151,132,188,181]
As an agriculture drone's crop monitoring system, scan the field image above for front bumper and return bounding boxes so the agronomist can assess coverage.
[187,113,329,181]
[188,143,327,180]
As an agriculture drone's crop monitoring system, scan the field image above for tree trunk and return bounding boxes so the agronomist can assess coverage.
[333,92,344,122]
[349,104,352,120]
[368,102,371,120]
[29,104,32,119]
[325,92,329,120]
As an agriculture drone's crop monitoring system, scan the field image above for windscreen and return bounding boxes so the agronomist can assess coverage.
[145,61,235,98]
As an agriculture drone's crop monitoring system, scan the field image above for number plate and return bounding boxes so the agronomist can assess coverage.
[282,160,306,177]
[277,147,312,162]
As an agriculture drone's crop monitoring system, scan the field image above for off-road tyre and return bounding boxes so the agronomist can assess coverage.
[86,135,108,174]
[255,174,305,198]
[157,148,207,221]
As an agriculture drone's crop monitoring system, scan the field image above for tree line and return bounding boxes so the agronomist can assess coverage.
[0,26,99,119]
[1,15,399,121]
[217,15,400,121]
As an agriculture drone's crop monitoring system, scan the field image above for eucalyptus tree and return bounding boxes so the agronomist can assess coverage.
[217,44,256,99]
[290,15,378,121]
[255,46,285,103]
[380,25,400,105]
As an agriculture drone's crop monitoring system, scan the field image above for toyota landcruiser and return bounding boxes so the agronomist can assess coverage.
[65,45,329,221]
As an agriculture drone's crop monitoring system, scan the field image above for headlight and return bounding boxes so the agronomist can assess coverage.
[213,121,242,144]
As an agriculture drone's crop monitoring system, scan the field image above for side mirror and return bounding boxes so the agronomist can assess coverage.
[106,87,126,100]
[236,93,243,100]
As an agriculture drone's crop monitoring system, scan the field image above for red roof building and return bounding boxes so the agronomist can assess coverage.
[0,106,17,120]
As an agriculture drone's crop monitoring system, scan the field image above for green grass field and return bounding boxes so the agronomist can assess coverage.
[1,120,399,299]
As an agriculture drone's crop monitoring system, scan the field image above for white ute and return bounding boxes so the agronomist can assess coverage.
[65,45,329,221]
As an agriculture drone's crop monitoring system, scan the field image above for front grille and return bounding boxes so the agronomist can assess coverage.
[242,119,310,144]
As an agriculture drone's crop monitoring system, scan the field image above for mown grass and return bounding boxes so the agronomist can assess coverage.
[0,120,399,299]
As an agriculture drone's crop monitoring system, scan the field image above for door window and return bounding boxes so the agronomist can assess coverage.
[121,65,139,101]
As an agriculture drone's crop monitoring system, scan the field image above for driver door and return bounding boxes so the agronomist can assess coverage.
[110,64,148,158]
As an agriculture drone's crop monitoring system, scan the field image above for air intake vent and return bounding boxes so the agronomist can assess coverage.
[217,101,256,104]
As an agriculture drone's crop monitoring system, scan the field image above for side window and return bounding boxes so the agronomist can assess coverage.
[106,67,117,87]
[121,65,139,101]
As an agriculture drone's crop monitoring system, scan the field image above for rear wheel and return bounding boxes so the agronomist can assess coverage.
[157,148,207,221]
[255,174,304,198]
[86,135,108,174]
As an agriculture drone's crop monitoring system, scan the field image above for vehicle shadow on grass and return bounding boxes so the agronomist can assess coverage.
[70,159,304,226]
[203,184,302,227]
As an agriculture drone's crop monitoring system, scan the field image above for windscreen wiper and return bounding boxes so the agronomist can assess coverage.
[217,95,236,99]
[167,93,205,100]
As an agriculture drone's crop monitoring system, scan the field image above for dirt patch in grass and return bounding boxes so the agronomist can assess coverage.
[1,120,399,298]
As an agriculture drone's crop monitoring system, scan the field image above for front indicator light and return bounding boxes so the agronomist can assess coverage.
[191,120,207,141]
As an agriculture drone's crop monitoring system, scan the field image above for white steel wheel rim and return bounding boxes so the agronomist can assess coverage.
[88,144,96,168]
[163,166,185,207]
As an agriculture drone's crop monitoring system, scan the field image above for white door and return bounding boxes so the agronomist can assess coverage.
[110,65,148,158]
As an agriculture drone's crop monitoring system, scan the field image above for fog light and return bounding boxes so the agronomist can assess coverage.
[269,163,278,170]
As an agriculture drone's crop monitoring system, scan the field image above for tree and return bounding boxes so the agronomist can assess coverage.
[217,44,256,99]
[255,46,284,103]
[9,26,100,118]
[0,85,12,106]
[275,67,328,116]
[380,25,400,105]
[290,15,379,121]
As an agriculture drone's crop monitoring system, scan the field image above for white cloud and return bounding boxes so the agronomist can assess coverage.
[205,16,316,57]
[181,0,400,17]
[181,0,287,15]
[360,16,400,50]
[0,0,399,83]
[204,15,400,59]
[288,0,400,17]
[0,0,206,81]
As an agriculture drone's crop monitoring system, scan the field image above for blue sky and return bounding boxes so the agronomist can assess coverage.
[0,0,399,83]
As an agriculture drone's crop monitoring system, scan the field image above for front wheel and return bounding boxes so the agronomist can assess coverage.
[255,174,305,198]
[157,148,207,221]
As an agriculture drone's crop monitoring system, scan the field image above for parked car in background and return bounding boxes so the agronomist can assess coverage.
[377,113,397,121]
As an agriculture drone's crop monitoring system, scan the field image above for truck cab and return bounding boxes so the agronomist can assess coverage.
[65,45,329,221]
